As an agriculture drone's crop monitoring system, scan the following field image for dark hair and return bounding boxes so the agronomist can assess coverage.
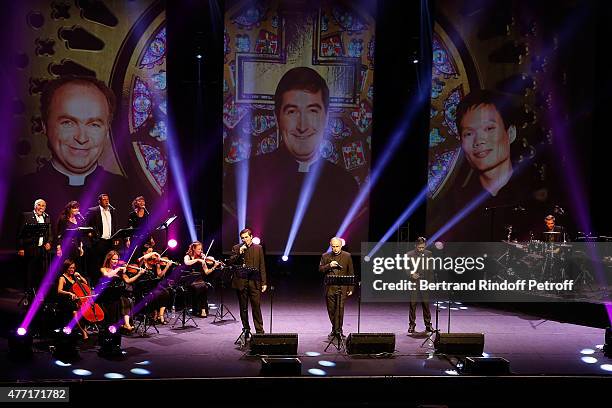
[98,194,109,203]
[62,258,76,274]
[40,76,116,127]
[59,200,80,221]
[239,228,252,238]
[544,215,555,221]
[455,89,516,137]
[274,67,330,118]
[416,237,427,245]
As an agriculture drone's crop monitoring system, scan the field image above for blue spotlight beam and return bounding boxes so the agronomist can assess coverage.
[166,126,197,242]
[366,186,428,259]
[282,159,325,258]
[336,89,431,241]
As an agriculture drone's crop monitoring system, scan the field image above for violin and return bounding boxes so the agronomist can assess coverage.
[70,273,105,323]
[117,260,149,276]
[204,255,225,268]
[149,257,180,266]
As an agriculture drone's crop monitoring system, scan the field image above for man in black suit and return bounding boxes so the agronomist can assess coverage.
[228,228,267,336]
[86,193,120,282]
[319,237,354,338]
[17,199,54,292]
[407,237,433,334]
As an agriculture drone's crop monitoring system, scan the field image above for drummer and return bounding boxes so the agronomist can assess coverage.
[542,214,565,242]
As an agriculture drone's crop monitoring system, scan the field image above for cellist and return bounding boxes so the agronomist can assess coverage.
[57,258,89,339]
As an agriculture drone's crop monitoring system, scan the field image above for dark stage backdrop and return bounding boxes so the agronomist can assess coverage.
[221,0,375,254]
[5,0,169,245]
[426,0,595,243]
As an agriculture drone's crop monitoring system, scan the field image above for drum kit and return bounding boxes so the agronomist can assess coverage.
[500,229,573,281]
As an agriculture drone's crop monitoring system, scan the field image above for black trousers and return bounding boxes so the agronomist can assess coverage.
[236,280,263,333]
[409,289,432,328]
[24,246,48,291]
[326,287,348,333]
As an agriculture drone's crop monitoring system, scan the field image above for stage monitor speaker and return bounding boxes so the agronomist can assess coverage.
[346,333,395,355]
[260,357,301,376]
[460,356,510,375]
[434,332,484,356]
[250,333,298,355]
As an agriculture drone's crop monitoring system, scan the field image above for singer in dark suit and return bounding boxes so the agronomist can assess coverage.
[17,199,54,290]
[319,237,354,338]
[127,195,154,252]
[228,228,267,335]
[86,193,119,283]
[407,237,433,334]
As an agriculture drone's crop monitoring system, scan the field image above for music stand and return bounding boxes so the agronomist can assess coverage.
[171,270,200,330]
[110,227,136,247]
[156,215,177,244]
[324,275,356,352]
[212,266,237,324]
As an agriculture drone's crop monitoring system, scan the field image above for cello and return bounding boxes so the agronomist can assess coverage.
[71,273,105,323]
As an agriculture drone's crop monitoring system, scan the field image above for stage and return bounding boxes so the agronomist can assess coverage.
[1,277,611,406]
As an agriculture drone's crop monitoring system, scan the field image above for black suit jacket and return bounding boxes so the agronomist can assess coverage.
[86,206,118,241]
[319,250,355,295]
[406,249,434,282]
[18,212,53,255]
[229,243,267,289]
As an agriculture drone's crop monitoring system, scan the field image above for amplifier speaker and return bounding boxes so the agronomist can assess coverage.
[345,333,395,355]
[434,332,484,356]
[250,333,298,355]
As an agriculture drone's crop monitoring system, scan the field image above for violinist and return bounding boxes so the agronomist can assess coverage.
[138,245,172,324]
[57,259,89,339]
[100,250,145,332]
[183,241,221,318]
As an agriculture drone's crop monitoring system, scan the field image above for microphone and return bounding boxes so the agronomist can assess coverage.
[43,212,49,217]
[108,204,116,210]
[144,207,150,216]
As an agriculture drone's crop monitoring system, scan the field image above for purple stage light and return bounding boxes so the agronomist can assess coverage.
[252,237,261,245]
[235,158,251,239]
[168,239,178,249]
[281,255,288,262]
[17,327,27,336]
[108,325,117,334]
[62,326,72,335]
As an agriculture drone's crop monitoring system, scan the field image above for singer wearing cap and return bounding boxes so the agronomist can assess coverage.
[319,237,354,339]
[17,198,54,291]
[407,237,433,334]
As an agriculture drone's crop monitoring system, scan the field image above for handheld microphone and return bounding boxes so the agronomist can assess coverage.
[108,204,116,210]
[144,207,150,216]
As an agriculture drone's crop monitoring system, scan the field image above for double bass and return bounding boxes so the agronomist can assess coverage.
[71,274,105,323]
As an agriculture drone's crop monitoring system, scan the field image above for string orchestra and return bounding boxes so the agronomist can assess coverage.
[18,193,237,340]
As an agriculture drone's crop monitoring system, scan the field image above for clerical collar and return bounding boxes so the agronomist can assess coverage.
[296,153,321,173]
[51,160,97,186]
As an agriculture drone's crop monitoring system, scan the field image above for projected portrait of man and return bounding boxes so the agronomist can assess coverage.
[19,76,128,218]
[449,90,541,241]
[224,67,361,253]
[456,89,517,197]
